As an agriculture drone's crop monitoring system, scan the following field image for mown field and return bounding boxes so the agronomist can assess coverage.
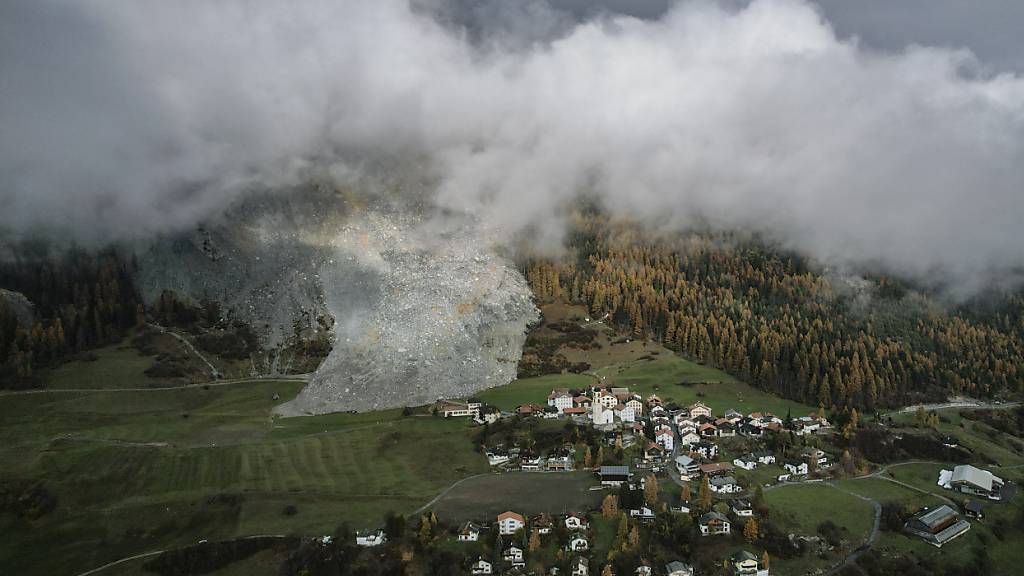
[428,472,604,524]
[39,335,207,390]
[0,381,488,575]
[479,353,815,416]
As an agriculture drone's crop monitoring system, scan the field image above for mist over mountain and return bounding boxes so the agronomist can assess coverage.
[2,0,1024,295]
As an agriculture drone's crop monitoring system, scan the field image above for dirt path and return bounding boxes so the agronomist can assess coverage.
[147,323,221,379]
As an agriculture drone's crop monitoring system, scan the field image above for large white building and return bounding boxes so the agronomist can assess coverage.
[497,511,526,535]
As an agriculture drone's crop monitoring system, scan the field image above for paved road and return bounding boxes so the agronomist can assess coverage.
[74,535,289,576]
[882,400,1021,417]
[0,374,309,396]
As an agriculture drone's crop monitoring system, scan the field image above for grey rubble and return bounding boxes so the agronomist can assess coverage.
[135,190,538,414]
[276,214,538,415]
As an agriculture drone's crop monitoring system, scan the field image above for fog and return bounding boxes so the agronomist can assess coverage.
[2,0,1023,294]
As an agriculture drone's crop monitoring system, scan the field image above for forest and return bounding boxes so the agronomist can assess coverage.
[0,246,141,388]
[526,214,1024,412]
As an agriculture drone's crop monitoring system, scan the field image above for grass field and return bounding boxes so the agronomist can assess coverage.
[0,382,488,575]
[476,373,596,411]
[479,354,815,416]
[836,477,943,510]
[39,339,190,389]
[428,472,605,524]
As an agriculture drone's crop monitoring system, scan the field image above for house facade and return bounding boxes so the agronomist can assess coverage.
[699,511,731,535]
[497,511,526,535]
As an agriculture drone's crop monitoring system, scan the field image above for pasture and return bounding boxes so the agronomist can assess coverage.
[0,381,487,575]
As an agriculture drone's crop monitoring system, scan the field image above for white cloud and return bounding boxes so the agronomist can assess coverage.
[2,0,1023,292]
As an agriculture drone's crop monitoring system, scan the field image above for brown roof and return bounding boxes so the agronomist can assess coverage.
[699,462,735,475]
[497,511,525,523]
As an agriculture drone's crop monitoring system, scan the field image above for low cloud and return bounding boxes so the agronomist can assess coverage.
[2,0,1023,293]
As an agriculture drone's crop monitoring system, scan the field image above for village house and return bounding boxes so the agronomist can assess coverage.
[784,459,809,476]
[733,454,758,470]
[437,400,482,418]
[940,465,1006,500]
[503,544,525,567]
[650,405,668,420]
[471,558,493,575]
[548,390,575,412]
[355,529,387,547]
[801,447,831,469]
[730,550,769,575]
[520,452,543,471]
[731,500,754,517]
[546,450,574,471]
[644,441,667,461]
[904,505,972,547]
[689,402,712,418]
[595,390,620,409]
[753,450,776,465]
[718,422,737,437]
[626,397,644,416]
[497,511,526,535]
[475,406,501,425]
[563,406,588,417]
[647,394,663,407]
[699,511,732,535]
[600,465,631,486]
[665,561,694,576]
[572,556,589,576]
[964,500,984,519]
[679,430,702,447]
[574,395,593,409]
[486,450,510,466]
[699,462,735,477]
[629,506,656,523]
[710,475,742,493]
[636,565,653,576]
[699,423,718,438]
[567,534,590,551]
[532,513,555,534]
[655,426,675,451]
[459,521,480,541]
[614,403,637,423]
[565,513,590,531]
[675,455,700,479]
[740,423,764,438]
[694,441,719,459]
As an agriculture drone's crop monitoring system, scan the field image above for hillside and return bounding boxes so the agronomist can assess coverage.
[524,215,1024,413]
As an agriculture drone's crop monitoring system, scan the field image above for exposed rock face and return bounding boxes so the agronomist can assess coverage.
[276,213,538,414]
[136,187,538,414]
[0,289,35,326]
[135,189,342,346]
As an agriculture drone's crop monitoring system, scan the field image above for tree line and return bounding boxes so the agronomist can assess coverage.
[525,215,1024,412]
[0,247,142,388]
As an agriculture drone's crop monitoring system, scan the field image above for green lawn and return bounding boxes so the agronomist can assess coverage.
[40,341,171,389]
[764,483,874,543]
[476,373,595,411]
[428,472,604,525]
[479,355,815,417]
[836,477,942,510]
[0,382,488,575]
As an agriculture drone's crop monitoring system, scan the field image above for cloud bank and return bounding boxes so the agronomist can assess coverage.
[2,0,1023,292]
